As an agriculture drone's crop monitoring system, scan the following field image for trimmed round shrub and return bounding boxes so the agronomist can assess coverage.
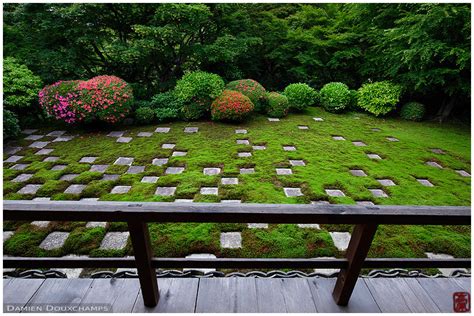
[357,81,402,116]
[3,109,20,140]
[400,102,426,121]
[226,79,267,112]
[135,107,155,124]
[283,83,317,111]
[319,82,351,113]
[348,89,359,110]
[150,91,184,122]
[211,90,254,122]
[266,92,289,118]
[174,71,225,120]
[39,75,133,124]
[3,57,42,111]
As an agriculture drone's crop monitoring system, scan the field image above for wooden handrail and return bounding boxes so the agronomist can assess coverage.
[3,200,471,307]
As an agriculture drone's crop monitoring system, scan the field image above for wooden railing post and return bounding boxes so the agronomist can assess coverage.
[332,223,378,306]
[128,220,159,307]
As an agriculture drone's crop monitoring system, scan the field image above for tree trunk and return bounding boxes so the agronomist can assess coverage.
[434,96,456,123]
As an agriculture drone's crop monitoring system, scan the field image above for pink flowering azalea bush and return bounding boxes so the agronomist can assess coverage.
[39,75,133,124]
[226,79,267,112]
[211,90,254,122]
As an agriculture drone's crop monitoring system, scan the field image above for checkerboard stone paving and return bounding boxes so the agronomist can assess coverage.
[4,155,23,163]
[39,232,70,250]
[22,129,38,135]
[102,174,120,181]
[36,149,53,155]
[268,118,280,122]
[53,135,74,142]
[127,166,145,174]
[297,224,321,229]
[117,137,132,143]
[352,141,366,147]
[51,165,67,171]
[11,163,29,171]
[455,170,470,177]
[107,131,125,137]
[325,189,345,197]
[31,221,50,228]
[235,129,247,134]
[152,158,169,166]
[3,231,14,242]
[79,156,97,163]
[248,223,269,229]
[25,135,43,141]
[369,189,388,198]
[155,187,176,196]
[33,197,51,201]
[141,176,159,183]
[47,131,66,137]
[86,221,107,228]
[371,128,381,132]
[289,160,305,166]
[90,164,109,173]
[417,179,434,187]
[184,254,217,274]
[137,132,153,137]
[236,139,250,145]
[81,198,99,201]
[240,168,255,174]
[220,232,242,249]
[238,152,252,157]
[155,127,170,133]
[100,232,130,250]
[111,185,131,194]
[329,232,351,251]
[284,187,303,197]
[200,187,218,195]
[313,117,324,121]
[252,145,266,150]
[29,141,50,148]
[425,253,468,277]
[356,201,375,206]
[332,136,345,141]
[367,153,382,160]
[5,146,22,155]
[276,168,292,175]
[377,179,396,186]
[175,199,194,203]
[430,148,445,154]
[172,151,187,157]
[165,166,185,174]
[203,168,221,175]
[298,125,309,130]
[221,177,238,185]
[350,169,367,177]
[313,257,339,276]
[12,173,33,182]
[18,184,42,194]
[162,143,176,149]
[426,161,443,168]
[311,201,330,205]
[221,200,241,203]
[64,184,86,194]
[184,127,199,133]
[386,137,399,142]
[283,145,296,151]
[43,156,59,162]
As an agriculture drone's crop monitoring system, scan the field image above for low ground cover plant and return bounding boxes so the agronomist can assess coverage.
[357,81,402,116]
[211,90,254,121]
[284,83,318,111]
[319,82,351,113]
[226,79,267,112]
[400,102,426,121]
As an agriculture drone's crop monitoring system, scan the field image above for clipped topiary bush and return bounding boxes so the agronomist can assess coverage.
[211,90,254,122]
[174,71,225,120]
[135,107,155,124]
[319,82,351,113]
[283,83,317,111]
[357,81,402,116]
[266,92,289,118]
[348,89,359,110]
[150,91,184,122]
[400,102,426,121]
[3,109,20,140]
[39,75,133,124]
[226,79,267,112]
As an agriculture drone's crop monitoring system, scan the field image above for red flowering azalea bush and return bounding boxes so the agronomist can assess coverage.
[226,79,267,112]
[39,75,133,124]
[211,90,255,122]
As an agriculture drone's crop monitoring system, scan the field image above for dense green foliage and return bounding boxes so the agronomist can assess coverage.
[357,81,402,116]
[211,90,254,122]
[266,92,289,118]
[226,79,267,112]
[3,110,20,140]
[284,83,317,111]
[150,91,184,122]
[400,102,426,121]
[319,82,351,113]
[135,107,155,124]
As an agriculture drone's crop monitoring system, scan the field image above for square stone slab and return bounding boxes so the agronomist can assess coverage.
[4,231,14,242]
[184,127,199,133]
[64,184,86,194]
[203,168,221,175]
[298,125,309,130]
[367,153,382,160]
[284,187,303,197]
[276,168,292,175]
[22,129,38,134]
[426,161,443,169]
[53,136,74,142]
[248,223,269,229]
[18,184,41,195]
[240,168,255,174]
[60,174,79,181]
[311,201,330,205]
[325,189,345,197]
[137,132,153,137]
[115,156,134,165]
[221,177,238,185]
[127,166,145,174]
[371,128,381,132]
[417,179,434,187]
[108,131,125,137]
[152,158,169,166]
[352,141,366,147]
[238,152,252,157]
[100,232,129,250]
[252,145,266,150]
[12,173,33,182]
[162,143,176,149]
[5,146,22,155]
[329,232,351,251]
[43,156,59,162]
[80,198,100,201]
[31,221,50,228]
[430,148,445,154]
[175,199,194,203]
[117,137,132,143]
[313,117,324,121]
[155,187,176,196]
[47,130,66,137]
[369,189,388,198]
[425,252,468,276]
[268,118,280,122]
[165,167,185,174]
[220,232,242,249]
[332,136,345,141]
[236,139,250,145]
[386,137,399,142]
[377,179,396,186]
[111,185,131,194]
[102,174,120,181]
[313,256,339,276]
[4,155,23,163]
[79,156,97,163]
[25,135,44,141]
[200,187,218,195]
[235,129,247,134]
[51,165,67,171]
[289,160,306,166]
[141,176,159,183]
[455,170,470,177]
[90,165,109,173]
[298,224,321,229]
[11,164,29,170]
[172,151,187,157]
[350,169,367,177]
[356,201,375,206]
[33,197,51,201]
[36,149,54,155]
[29,141,50,149]
[283,146,296,151]
[39,232,69,250]
[155,127,170,133]
[221,200,242,203]
[184,254,217,274]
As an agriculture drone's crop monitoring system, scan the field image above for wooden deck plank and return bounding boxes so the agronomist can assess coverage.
[417,278,465,312]
[453,277,471,292]
[401,278,441,313]
[307,277,380,313]
[26,279,93,305]
[279,278,318,312]
[255,278,288,312]
[364,278,415,312]
[3,279,45,312]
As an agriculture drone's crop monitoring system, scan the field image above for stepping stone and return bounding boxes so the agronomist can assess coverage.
[325,189,345,197]
[137,132,153,137]
[102,174,120,181]
[33,197,51,201]
[172,151,187,157]
[332,136,345,141]
[5,147,22,155]
[184,127,199,133]
[386,137,399,142]
[220,232,242,249]
[11,164,29,170]
[298,125,309,130]
[221,177,238,185]
[276,168,292,175]
[43,156,59,162]
[455,170,470,177]
[289,160,305,166]
[152,158,169,166]
[252,145,266,150]
[111,186,131,194]
[350,169,367,177]
[240,168,255,174]
[298,224,321,229]
[235,129,247,134]
[29,141,49,148]
[329,232,351,251]
[4,155,23,163]
[268,118,280,122]
[86,222,107,228]
[352,141,366,147]
[369,189,388,198]
[36,149,53,155]
[162,143,176,149]
[175,199,194,203]
[284,187,303,197]
[283,146,296,151]
[90,165,109,173]
[203,168,221,175]
[221,200,242,203]
[53,136,74,142]
[155,127,170,133]
[313,117,324,121]
[155,187,176,196]
[46,130,66,137]
[238,152,252,157]
[248,223,268,229]
[39,232,69,250]
[108,131,124,137]
[79,156,97,163]
[117,137,132,143]
[127,166,145,174]
[60,174,79,181]
[25,135,43,141]
[184,254,216,274]
[367,153,382,160]
[64,184,86,194]
[311,201,330,205]
[371,128,381,132]
[3,231,14,242]
[200,187,218,195]
[51,165,67,171]
[80,198,100,201]
[356,201,375,206]
[377,179,396,186]
[12,173,33,182]
[165,167,185,174]
[417,179,434,187]
[141,176,159,183]
[430,148,445,154]
[313,257,339,275]
[31,221,50,228]
[22,129,38,135]
[236,139,250,145]
[100,232,129,250]
[18,184,41,194]
[426,161,443,168]
[425,252,468,276]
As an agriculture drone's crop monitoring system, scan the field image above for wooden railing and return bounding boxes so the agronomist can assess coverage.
[3,200,471,307]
